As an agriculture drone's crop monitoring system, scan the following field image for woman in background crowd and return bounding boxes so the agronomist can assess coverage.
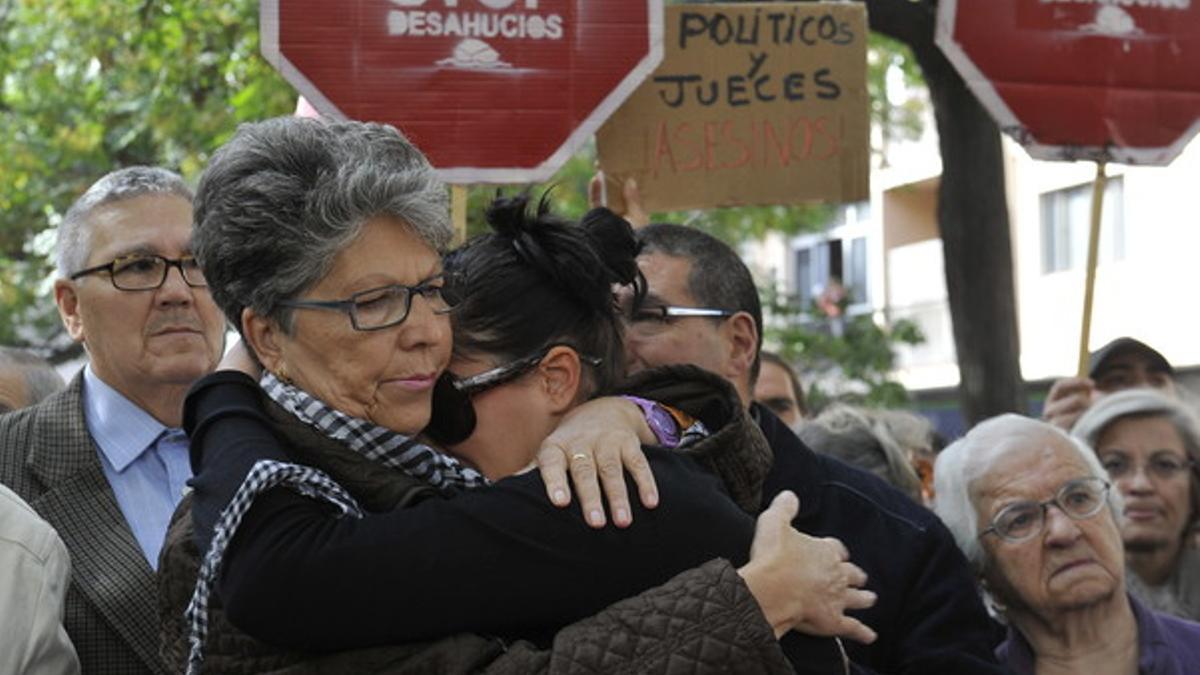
[799,404,925,503]
[1073,389,1200,621]
[934,414,1200,674]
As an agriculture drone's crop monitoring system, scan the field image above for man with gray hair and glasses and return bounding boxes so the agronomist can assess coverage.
[0,166,226,674]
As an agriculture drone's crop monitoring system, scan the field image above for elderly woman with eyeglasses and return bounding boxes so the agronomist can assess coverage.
[157,117,874,675]
[1071,389,1200,621]
[932,414,1200,674]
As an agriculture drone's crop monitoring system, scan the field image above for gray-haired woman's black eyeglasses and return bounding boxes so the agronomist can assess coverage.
[70,254,207,291]
[453,344,602,397]
[277,273,460,331]
[979,477,1111,543]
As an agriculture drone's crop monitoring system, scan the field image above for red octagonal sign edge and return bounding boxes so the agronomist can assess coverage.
[936,0,1200,166]
[263,0,663,183]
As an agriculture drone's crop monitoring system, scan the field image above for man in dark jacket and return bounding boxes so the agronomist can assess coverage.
[615,223,1007,675]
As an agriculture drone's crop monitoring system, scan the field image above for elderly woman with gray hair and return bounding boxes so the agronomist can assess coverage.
[798,405,926,504]
[158,116,872,675]
[932,414,1200,674]
[1072,389,1200,621]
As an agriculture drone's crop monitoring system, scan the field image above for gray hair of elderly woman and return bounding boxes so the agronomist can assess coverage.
[1072,388,1200,531]
[0,347,65,411]
[192,117,451,334]
[56,166,193,277]
[933,414,1121,575]
[799,404,923,502]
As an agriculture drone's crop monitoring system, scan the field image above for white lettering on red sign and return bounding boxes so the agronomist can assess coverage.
[388,11,563,40]
[390,1,540,8]
[386,0,564,68]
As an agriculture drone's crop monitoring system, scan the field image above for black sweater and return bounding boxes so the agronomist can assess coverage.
[185,371,762,652]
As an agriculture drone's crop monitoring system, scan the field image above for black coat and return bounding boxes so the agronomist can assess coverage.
[158,367,808,674]
[755,404,1008,675]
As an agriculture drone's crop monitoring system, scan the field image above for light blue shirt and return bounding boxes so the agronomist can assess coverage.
[82,366,192,570]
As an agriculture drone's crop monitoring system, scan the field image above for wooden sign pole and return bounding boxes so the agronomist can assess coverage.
[451,185,468,246]
[1076,162,1107,377]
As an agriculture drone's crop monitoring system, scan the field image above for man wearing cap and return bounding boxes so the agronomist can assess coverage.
[1043,337,1178,430]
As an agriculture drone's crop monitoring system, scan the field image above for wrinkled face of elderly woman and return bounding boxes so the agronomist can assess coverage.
[1096,414,1194,554]
[973,431,1126,617]
[261,216,452,434]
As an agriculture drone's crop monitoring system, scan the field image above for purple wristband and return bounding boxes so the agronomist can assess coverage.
[621,395,681,448]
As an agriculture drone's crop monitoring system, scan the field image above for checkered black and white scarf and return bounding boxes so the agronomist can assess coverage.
[184,372,489,674]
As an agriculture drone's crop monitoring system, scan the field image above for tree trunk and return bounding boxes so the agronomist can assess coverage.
[866,0,1025,425]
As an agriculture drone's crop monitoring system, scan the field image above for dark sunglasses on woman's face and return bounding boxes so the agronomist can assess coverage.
[452,344,603,397]
[424,344,603,447]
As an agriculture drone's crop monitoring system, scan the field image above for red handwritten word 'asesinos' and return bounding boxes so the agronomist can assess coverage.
[649,116,841,176]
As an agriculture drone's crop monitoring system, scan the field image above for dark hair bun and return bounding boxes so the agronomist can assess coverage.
[482,192,639,317]
[580,207,641,288]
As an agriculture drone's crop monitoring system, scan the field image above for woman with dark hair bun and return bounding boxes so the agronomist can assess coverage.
[161,117,874,675]
[439,195,648,478]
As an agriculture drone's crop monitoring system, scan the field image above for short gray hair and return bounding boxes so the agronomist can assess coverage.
[933,414,1120,575]
[1072,389,1200,531]
[192,117,451,333]
[0,347,64,409]
[799,404,923,502]
[56,166,193,277]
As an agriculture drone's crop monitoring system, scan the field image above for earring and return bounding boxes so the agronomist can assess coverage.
[276,364,293,386]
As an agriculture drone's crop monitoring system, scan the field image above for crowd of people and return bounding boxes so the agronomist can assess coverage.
[0,115,1198,674]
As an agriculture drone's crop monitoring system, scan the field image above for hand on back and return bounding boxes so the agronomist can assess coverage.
[740,491,878,644]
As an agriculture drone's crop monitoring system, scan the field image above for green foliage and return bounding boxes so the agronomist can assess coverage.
[867,32,926,165]
[763,286,924,411]
[463,144,596,238]
[0,0,295,354]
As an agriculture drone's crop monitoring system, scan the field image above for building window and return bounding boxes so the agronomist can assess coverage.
[846,236,867,305]
[1040,177,1124,274]
[792,236,868,308]
[834,200,872,228]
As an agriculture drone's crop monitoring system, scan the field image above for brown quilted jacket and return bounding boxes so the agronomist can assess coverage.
[158,365,795,674]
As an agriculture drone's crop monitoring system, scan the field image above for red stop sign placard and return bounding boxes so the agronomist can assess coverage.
[262,0,663,182]
[937,1,1200,165]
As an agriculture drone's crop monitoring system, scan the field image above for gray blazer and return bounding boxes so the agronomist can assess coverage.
[0,373,168,675]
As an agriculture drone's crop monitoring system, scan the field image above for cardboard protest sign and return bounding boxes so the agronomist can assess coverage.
[596,2,869,213]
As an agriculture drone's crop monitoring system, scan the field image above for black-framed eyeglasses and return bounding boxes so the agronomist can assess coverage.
[452,343,602,397]
[277,273,461,332]
[70,254,207,291]
[980,477,1111,543]
[1100,452,1195,482]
